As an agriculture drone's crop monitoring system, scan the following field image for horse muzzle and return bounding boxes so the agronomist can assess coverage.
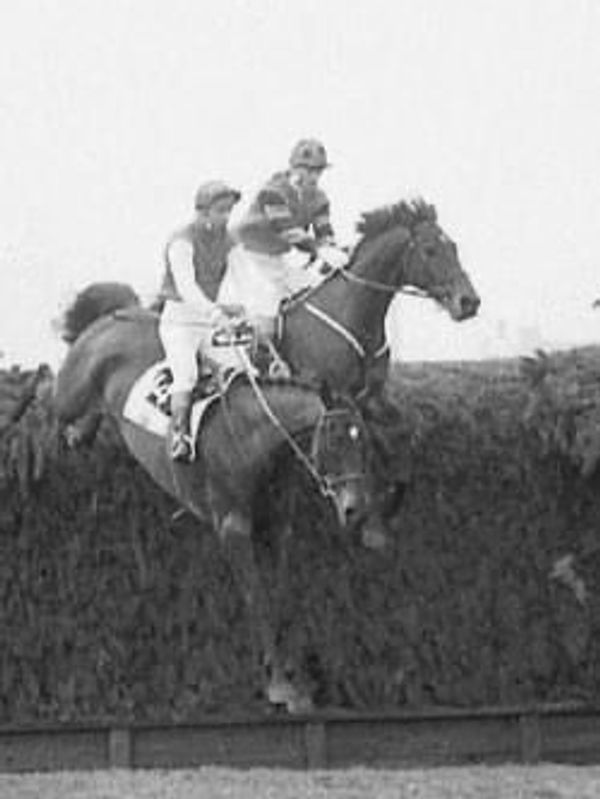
[328,478,369,531]
[447,292,481,321]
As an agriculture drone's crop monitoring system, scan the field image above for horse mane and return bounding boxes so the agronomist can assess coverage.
[59,282,140,343]
[356,198,437,242]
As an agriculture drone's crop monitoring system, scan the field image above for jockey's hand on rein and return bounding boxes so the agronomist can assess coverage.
[283,228,318,255]
[318,244,349,270]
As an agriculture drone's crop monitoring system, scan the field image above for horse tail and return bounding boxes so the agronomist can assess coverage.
[58,282,140,343]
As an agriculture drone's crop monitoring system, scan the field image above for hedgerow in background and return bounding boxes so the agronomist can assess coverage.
[0,350,599,722]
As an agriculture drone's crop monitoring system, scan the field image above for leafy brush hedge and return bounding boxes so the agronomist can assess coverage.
[1,350,600,722]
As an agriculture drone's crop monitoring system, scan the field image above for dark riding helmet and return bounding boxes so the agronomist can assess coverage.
[289,138,331,170]
[194,180,242,211]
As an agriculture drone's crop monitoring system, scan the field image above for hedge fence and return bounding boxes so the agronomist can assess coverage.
[1,348,600,723]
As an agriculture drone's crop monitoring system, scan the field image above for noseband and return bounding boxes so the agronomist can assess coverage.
[300,233,457,367]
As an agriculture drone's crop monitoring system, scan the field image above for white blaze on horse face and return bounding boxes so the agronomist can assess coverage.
[332,481,364,529]
[348,423,360,441]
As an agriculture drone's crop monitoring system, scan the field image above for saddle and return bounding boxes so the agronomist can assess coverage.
[193,318,290,402]
[124,318,291,438]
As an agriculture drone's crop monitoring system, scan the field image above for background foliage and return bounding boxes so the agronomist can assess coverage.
[1,349,600,722]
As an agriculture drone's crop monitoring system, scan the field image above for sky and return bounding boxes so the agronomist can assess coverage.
[1,0,599,368]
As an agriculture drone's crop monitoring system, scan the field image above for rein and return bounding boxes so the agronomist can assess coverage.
[337,267,429,299]
[232,348,338,500]
[284,237,434,370]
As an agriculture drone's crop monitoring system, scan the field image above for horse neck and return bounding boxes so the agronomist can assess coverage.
[333,235,406,345]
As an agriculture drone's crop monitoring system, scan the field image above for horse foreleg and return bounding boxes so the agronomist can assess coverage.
[63,408,103,448]
[218,509,313,713]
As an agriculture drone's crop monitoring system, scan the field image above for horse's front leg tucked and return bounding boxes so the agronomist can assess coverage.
[218,508,313,713]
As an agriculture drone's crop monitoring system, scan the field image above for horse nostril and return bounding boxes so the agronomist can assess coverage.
[460,295,480,317]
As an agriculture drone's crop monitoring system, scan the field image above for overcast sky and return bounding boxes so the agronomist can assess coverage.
[1,0,599,368]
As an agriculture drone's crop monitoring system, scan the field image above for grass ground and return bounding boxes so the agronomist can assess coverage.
[1,765,600,799]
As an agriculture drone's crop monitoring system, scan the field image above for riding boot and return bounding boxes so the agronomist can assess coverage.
[170,390,194,462]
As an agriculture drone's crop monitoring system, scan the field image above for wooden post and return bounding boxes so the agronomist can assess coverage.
[304,721,327,768]
[519,713,541,764]
[108,728,133,768]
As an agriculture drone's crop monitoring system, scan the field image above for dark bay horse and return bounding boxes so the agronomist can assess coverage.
[54,284,377,712]
[280,199,480,397]
[276,198,480,523]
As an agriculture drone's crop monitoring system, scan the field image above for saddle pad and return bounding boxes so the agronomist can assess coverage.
[122,360,222,440]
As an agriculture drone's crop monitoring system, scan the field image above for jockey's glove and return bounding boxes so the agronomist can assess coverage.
[318,245,349,270]
[283,229,319,256]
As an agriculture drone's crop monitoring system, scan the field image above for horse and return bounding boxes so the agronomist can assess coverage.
[223,198,481,400]
[53,283,379,712]
[280,198,480,518]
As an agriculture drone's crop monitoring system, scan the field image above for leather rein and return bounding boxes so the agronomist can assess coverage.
[290,238,438,365]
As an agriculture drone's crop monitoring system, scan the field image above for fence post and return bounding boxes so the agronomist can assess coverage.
[108,728,133,768]
[519,713,541,764]
[304,721,327,768]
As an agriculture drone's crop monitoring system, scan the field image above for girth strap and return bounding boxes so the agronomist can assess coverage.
[304,302,366,359]
[303,302,389,364]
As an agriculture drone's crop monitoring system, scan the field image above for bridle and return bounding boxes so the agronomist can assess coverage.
[297,235,457,368]
[334,230,456,302]
[232,347,369,502]
[338,268,430,299]
[309,405,370,492]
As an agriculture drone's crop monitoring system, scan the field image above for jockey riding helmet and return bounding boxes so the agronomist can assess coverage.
[194,180,241,211]
[289,138,331,170]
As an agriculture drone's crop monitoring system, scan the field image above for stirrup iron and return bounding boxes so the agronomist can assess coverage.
[171,432,195,463]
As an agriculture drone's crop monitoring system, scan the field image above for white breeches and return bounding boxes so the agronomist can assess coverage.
[218,245,288,320]
[159,300,241,392]
[159,301,212,392]
[218,244,319,324]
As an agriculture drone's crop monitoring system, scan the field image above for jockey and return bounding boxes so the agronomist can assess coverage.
[221,138,349,347]
[158,180,242,462]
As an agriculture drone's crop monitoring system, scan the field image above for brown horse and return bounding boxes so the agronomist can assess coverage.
[54,283,378,712]
[280,198,480,397]
[275,198,480,524]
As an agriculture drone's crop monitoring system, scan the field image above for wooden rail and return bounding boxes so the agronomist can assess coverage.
[0,703,599,772]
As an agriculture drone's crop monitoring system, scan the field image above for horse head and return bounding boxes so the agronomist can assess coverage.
[310,390,374,531]
[354,199,480,321]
